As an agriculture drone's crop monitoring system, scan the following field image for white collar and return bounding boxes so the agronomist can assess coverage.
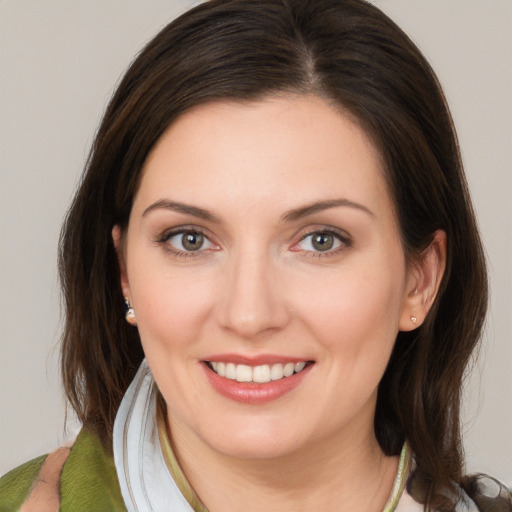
[113,359,194,512]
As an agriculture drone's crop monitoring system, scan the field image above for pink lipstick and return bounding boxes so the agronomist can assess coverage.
[202,356,314,404]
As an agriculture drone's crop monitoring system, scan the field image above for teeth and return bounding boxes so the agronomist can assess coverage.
[253,365,270,383]
[209,361,308,383]
[283,363,295,377]
[226,363,236,380]
[236,364,252,382]
[270,363,284,381]
[295,362,306,372]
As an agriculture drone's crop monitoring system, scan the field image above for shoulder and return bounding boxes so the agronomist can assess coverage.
[0,454,48,511]
[58,427,125,511]
[0,429,125,512]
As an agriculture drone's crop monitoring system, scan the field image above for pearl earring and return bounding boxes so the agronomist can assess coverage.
[125,298,137,326]
[411,316,417,324]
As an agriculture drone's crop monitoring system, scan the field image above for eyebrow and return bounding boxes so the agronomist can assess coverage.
[142,200,221,222]
[281,199,374,222]
[142,197,374,223]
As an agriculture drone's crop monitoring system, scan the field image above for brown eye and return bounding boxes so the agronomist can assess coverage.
[311,233,334,251]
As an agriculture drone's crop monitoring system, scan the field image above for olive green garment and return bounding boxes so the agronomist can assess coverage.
[0,429,125,512]
[0,455,47,512]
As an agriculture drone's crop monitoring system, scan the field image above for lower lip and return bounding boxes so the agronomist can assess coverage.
[203,363,313,404]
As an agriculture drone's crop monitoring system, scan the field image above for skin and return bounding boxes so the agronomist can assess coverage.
[114,94,445,511]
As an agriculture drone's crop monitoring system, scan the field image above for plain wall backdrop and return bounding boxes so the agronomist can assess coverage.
[1,0,511,484]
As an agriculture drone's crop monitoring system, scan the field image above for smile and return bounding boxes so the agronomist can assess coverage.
[207,361,308,383]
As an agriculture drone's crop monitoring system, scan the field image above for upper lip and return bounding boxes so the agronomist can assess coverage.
[203,354,314,366]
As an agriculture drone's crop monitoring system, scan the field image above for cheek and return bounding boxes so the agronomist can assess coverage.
[128,262,220,415]
[289,264,405,422]
[289,255,405,360]
[128,259,217,354]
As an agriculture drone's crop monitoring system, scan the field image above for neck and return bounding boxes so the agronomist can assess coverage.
[167,414,399,512]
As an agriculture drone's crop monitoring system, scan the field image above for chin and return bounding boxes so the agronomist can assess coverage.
[195,417,307,460]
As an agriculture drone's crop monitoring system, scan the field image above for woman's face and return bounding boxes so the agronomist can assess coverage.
[117,95,418,459]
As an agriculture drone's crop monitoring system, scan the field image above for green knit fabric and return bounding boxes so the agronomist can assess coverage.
[59,428,125,511]
[0,429,125,512]
[0,454,47,512]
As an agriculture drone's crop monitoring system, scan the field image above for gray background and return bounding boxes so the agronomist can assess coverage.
[1,0,511,483]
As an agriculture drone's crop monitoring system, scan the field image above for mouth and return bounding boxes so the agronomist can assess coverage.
[206,360,311,384]
[202,358,315,404]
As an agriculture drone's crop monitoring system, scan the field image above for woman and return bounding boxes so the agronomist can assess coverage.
[0,0,510,510]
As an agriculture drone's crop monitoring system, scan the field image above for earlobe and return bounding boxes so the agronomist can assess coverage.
[113,226,138,326]
[399,230,447,331]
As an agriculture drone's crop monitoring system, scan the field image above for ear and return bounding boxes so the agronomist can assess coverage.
[112,225,131,300]
[399,230,447,331]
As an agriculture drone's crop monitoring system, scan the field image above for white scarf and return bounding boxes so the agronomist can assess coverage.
[113,359,194,512]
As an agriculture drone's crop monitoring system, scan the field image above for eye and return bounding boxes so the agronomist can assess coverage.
[165,230,215,253]
[295,230,349,254]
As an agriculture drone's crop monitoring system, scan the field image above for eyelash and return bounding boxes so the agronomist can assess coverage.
[293,228,352,259]
[156,227,217,259]
[155,226,352,259]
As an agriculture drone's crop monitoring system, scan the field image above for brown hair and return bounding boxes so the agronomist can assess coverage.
[59,0,487,509]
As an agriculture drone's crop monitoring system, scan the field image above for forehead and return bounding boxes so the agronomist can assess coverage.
[134,94,393,220]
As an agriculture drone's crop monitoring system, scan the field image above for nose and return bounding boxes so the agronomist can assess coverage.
[217,249,290,339]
